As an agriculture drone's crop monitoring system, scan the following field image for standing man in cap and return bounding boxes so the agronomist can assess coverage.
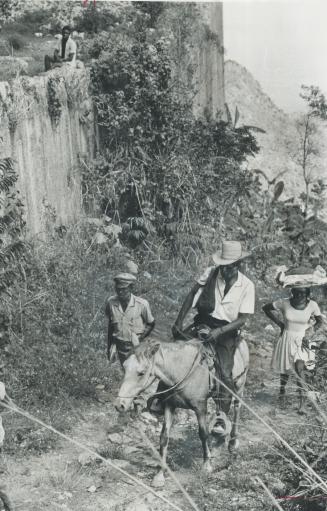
[172,241,255,434]
[106,273,155,368]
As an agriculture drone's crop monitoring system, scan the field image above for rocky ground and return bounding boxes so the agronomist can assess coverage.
[1,321,325,511]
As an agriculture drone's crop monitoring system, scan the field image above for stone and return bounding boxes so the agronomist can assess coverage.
[108,433,123,444]
[86,485,97,493]
[264,325,275,332]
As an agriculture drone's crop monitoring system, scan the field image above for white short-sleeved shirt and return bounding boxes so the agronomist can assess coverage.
[106,294,154,343]
[272,298,321,333]
[193,267,255,323]
[56,36,77,67]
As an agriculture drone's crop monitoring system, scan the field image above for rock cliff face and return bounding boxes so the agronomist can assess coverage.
[0,2,225,236]
[193,2,225,118]
[225,59,327,209]
[0,65,96,236]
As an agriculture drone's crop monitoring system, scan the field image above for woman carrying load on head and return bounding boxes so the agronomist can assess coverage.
[262,266,327,414]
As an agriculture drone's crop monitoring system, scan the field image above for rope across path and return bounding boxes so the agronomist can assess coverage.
[0,401,197,511]
[211,373,327,493]
[2,367,326,509]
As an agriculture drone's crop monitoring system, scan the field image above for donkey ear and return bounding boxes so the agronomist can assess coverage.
[145,341,160,358]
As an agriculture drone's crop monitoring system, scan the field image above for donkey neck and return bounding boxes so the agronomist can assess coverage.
[153,341,200,387]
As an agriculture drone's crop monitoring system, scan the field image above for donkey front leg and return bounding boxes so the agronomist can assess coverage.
[152,404,175,488]
[195,405,212,473]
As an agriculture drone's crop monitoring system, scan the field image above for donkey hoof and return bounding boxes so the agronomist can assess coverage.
[202,460,213,474]
[152,471,165,488]
[228,438,239,452]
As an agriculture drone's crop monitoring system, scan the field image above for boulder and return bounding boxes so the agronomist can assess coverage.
[107,432,123,444]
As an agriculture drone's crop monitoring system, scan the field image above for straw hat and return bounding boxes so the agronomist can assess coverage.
[212,241,250,266]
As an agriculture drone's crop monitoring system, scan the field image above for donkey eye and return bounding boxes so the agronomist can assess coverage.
[137,369,146,376]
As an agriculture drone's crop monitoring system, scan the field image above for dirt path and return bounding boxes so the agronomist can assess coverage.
[0,336,321,511]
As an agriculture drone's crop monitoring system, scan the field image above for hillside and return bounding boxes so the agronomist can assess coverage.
[225,59,327,209]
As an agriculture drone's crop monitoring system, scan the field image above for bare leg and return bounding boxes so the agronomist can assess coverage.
[279,373,289,407]
[152,404,175,488]
[295,360,305,414]
[195,404,212,472]
[228,394,242,452]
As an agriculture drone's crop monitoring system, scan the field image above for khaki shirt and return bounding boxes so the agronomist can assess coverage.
[193,267,255,322]
[105,294,154,344]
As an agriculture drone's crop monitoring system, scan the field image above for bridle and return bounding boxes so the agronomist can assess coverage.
[153,347,202,397]
[117,343,202,400]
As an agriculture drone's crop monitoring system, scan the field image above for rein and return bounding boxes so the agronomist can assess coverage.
[117,343,202,400]
[153,347,202,397]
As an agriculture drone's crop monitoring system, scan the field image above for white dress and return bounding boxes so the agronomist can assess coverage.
[271,299,321,373]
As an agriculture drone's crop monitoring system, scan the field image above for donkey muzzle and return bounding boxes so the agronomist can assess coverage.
[114,397,133,413]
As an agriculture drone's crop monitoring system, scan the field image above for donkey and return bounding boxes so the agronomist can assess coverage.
[115,338,249,485]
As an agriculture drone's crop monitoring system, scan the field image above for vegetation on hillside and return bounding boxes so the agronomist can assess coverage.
[1,3,327,509]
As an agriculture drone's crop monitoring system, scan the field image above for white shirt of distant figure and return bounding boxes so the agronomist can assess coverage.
[55,33,77,67]
[0,382,5,447]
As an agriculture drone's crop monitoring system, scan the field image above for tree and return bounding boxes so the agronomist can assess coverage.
[0,157,25,295]
[84,4,260,254]
[0,0,18,23]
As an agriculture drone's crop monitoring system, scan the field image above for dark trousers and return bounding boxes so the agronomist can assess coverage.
[194,314,238,414]
[115,339,134,369]
[44,54,61,71]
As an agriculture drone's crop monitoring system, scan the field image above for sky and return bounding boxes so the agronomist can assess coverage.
[223,0,327,113]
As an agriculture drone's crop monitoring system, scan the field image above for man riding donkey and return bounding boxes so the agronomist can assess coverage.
[172,240,255,436]
[106,272,156,411]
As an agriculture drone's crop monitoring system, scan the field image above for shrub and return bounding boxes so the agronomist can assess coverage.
[2,223,123,409]
[47,77,62,126]
[85,8,260,256]
[7,34,26,51]
[0,0,18,23]
[18,8,52,29]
